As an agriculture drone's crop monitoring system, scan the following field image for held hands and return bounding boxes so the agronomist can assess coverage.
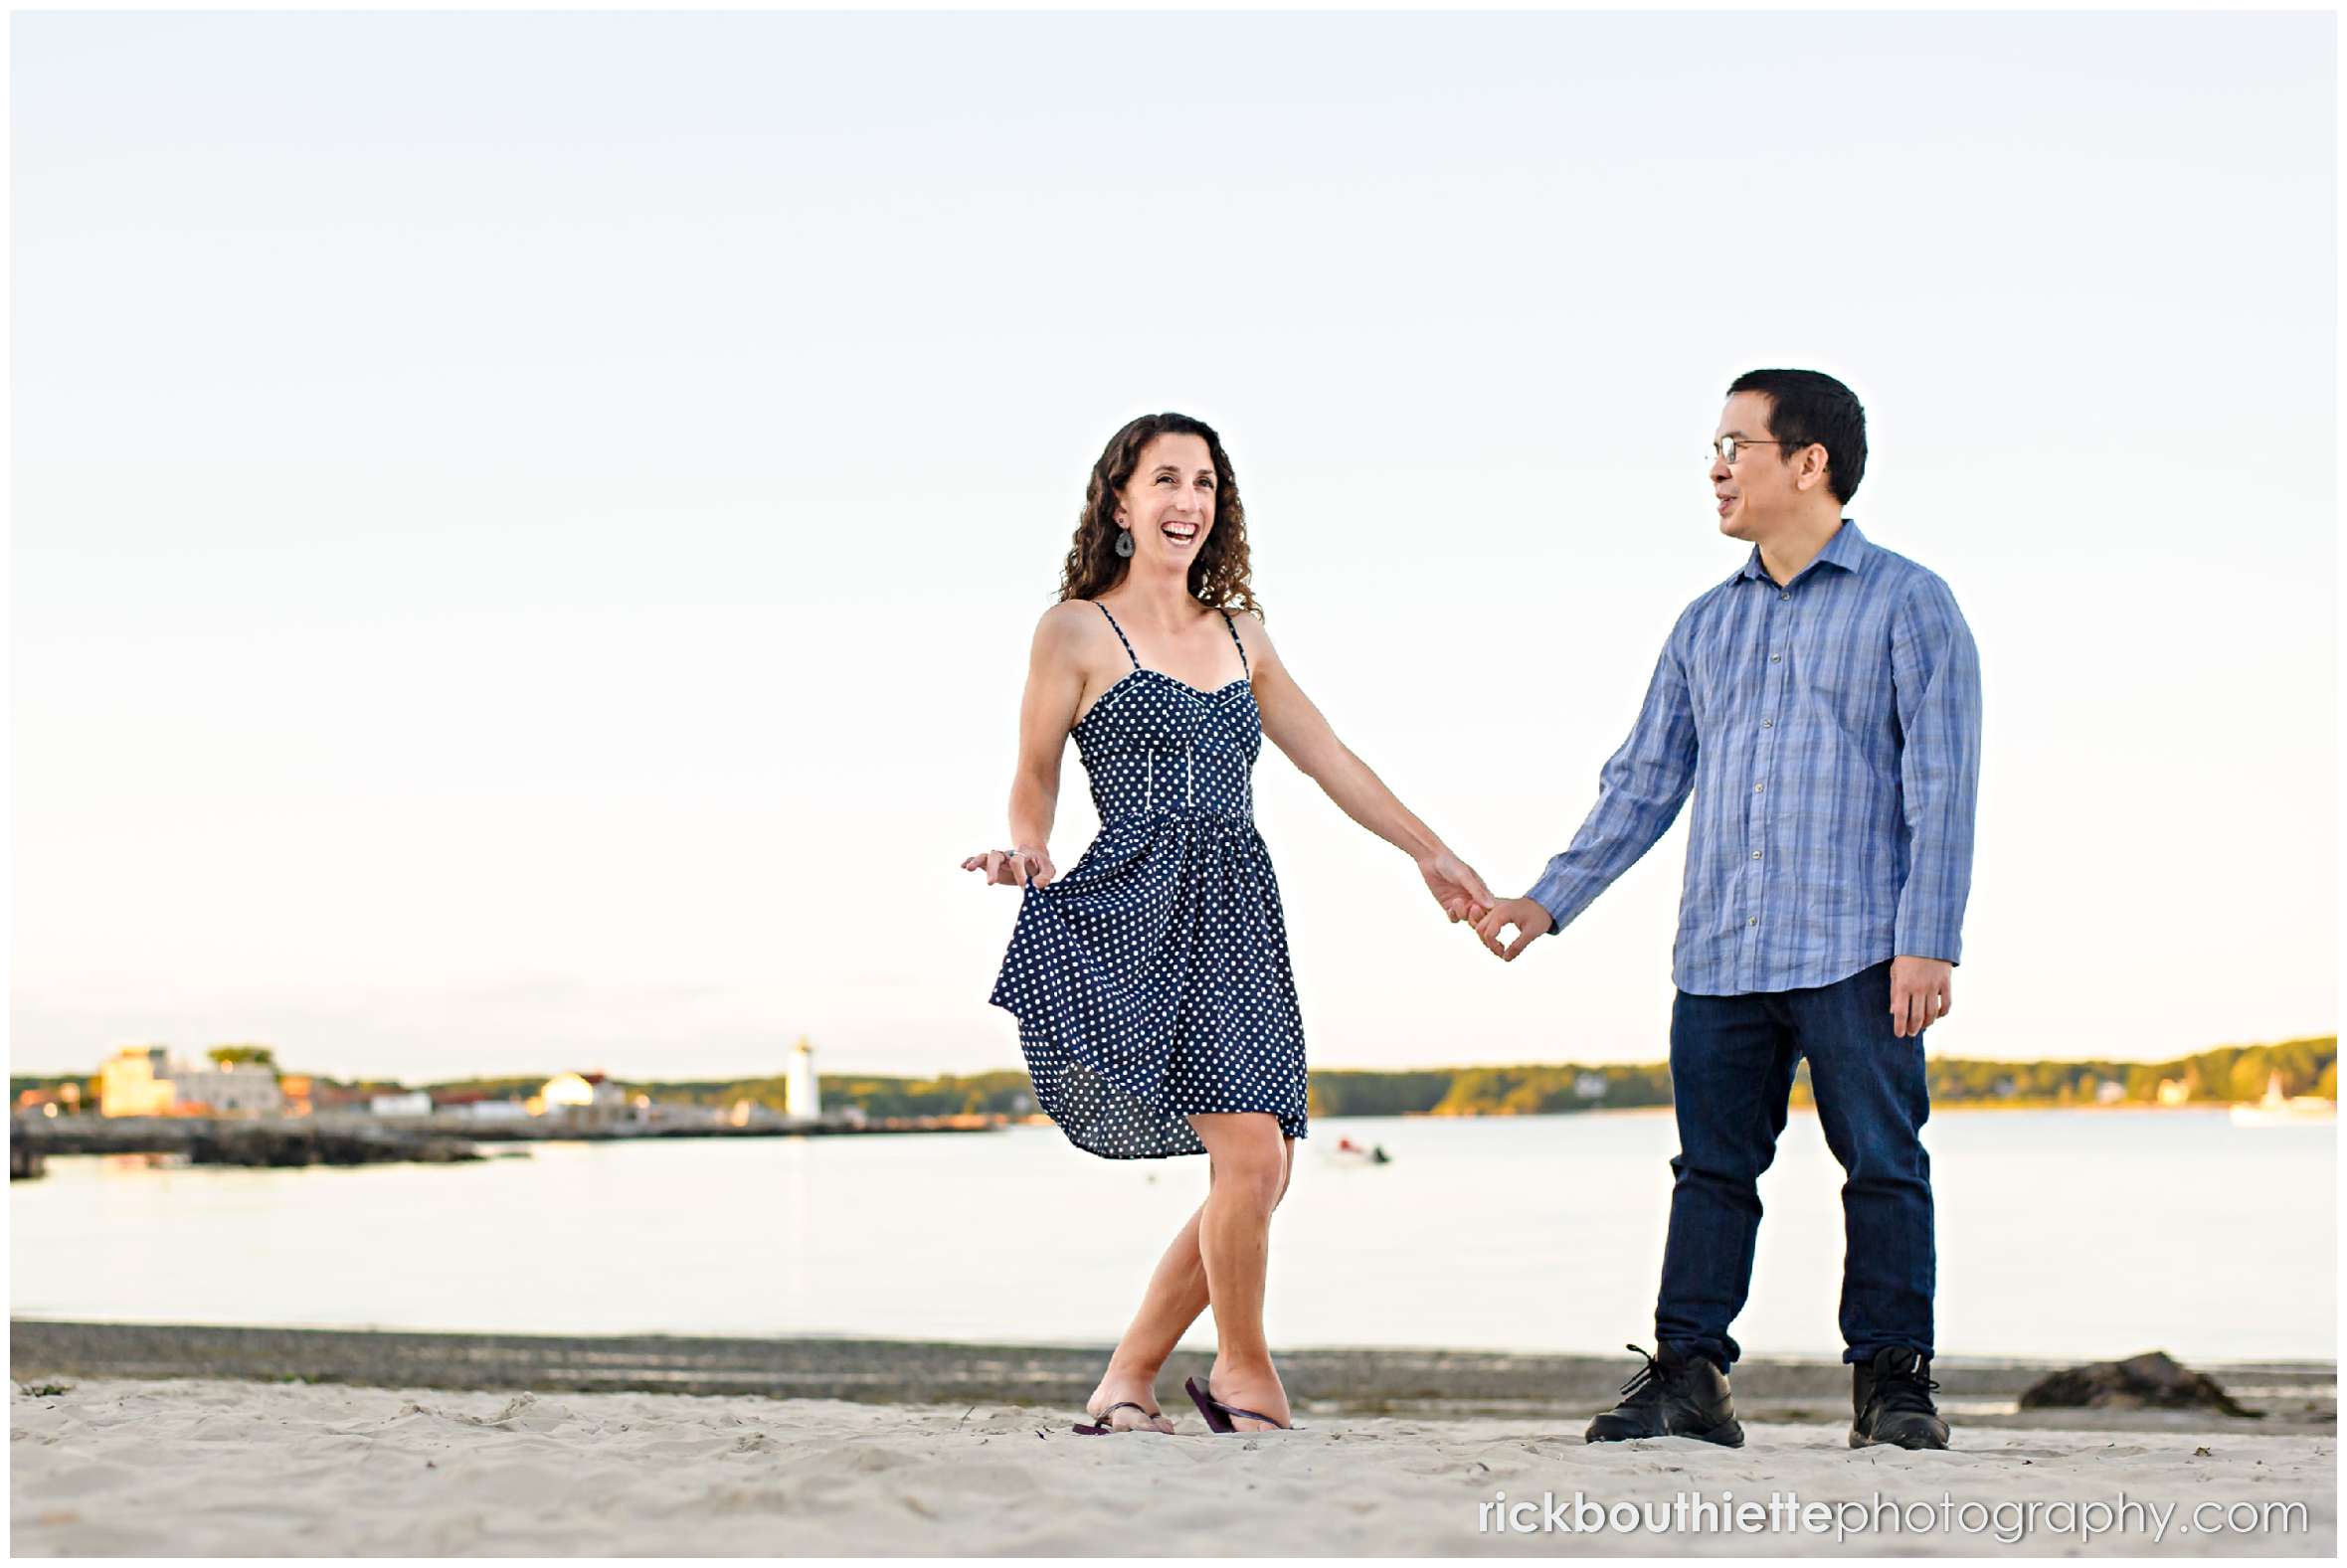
[1889,956,1953,1037]
[1471,898,1553,960]
[1416,848,1498,926]
[961,845,1057,889]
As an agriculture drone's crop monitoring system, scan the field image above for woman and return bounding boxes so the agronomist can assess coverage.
[964,412,1493,1435]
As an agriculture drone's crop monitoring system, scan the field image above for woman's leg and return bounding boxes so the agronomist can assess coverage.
[1086,1132,1296,1430]
[1188,1113,1294,1429]
[1084,1202,1204,1432]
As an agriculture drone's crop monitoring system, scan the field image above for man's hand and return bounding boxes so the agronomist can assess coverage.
[1889,956,1953,1038]
[1471,898,1553,960]
[1417,848,1497,925]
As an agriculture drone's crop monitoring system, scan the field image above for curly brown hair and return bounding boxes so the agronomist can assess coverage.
[1057,413,1261,617]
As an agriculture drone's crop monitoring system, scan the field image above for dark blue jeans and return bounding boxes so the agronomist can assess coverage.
[1655,959,1935,1369]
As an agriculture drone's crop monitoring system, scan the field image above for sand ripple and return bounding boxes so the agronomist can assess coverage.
[11,1379,2336,1557]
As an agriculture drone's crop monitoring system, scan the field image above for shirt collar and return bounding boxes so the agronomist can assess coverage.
[1732,518,1871,588]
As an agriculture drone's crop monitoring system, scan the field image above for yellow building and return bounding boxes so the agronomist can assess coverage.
[98,1047,177,1118]
[537,1070,628,1126]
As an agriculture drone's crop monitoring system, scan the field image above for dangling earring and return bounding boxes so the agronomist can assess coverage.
[1114,527,1135,559]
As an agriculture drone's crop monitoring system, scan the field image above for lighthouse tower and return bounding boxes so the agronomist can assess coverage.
[785,1037,821,1122]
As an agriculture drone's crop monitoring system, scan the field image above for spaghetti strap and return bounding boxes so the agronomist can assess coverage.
[1094,603,1142,672]
[1218,611,1250,677]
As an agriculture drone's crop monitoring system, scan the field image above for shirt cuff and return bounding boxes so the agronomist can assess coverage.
[1523,869,1586,939]
[1893,919,1963,965]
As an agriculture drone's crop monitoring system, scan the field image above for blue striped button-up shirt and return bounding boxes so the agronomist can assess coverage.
[1527,520,1981,996]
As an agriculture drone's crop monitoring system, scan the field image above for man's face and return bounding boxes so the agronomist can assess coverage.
[1710,390,1808,541]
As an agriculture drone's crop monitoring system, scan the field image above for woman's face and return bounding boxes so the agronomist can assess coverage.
[1115,433,1217,569]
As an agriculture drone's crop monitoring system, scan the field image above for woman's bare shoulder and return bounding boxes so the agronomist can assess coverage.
[1033,599,1112,656]
[1036,598,1099,631]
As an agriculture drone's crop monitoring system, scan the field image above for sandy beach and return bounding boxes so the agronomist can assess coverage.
[10,1323,2335,1556]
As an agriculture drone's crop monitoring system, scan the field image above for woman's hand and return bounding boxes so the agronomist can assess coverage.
[1416,848,1496,925]
[961,845,1058,889]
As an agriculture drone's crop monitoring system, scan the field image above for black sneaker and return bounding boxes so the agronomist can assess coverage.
[1585,1343,1744,1446]
[1851,1345,1951,1450]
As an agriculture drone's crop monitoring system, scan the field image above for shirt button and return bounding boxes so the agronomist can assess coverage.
[1748,917,1759,926]
[1754,783,1764,792]
[1761,719,1774,728]
[1779,592,1789,601]
[1751,850,1762,859]
[1770,653,1781,663]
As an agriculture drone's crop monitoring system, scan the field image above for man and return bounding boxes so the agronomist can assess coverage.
[1474,370,1981,1451]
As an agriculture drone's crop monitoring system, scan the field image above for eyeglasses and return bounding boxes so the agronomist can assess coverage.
[1712,436,1785,464]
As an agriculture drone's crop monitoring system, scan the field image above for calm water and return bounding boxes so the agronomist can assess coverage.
[11,1109,2334,1363]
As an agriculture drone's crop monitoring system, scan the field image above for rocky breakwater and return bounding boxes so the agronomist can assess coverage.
[2021,1350,2265,1419]
[191,1122,482,1168]
[15,1115,482,1170]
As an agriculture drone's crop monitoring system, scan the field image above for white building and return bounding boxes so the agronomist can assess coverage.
[176,1061,285,1116]
[786,1038,821,1122]
[638,1099,725,1130]
[369,1090,433,1117]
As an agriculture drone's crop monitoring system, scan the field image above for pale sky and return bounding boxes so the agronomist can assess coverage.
[11,10,2337,1085]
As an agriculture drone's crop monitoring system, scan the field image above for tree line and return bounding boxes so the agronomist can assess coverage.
[15,1036,2332,1120]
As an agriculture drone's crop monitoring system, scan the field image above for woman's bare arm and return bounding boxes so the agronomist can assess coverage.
[964,605,1089,888]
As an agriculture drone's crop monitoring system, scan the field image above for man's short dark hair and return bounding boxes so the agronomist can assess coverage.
[1726,369,1867,504]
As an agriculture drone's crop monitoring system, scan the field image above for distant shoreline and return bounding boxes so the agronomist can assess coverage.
[12,1033,2334,1125]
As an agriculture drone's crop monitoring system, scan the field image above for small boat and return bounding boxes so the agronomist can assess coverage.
[1327,1135,1392,1166]
[2230,1072,2336,1128]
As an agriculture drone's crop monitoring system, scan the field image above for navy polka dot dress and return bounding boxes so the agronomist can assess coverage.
[990,603,1310,1159]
